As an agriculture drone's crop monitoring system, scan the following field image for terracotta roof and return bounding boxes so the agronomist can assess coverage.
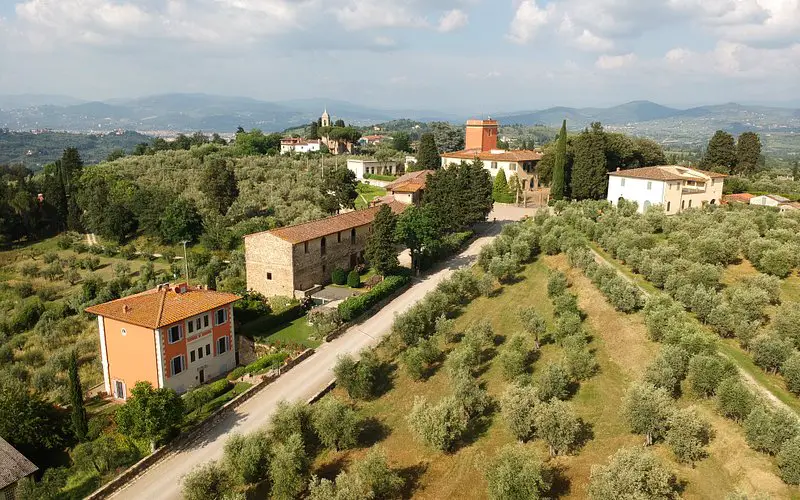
[385,170,434,191]
[723,193,754,204]
[390,182,424,193]
[0,437,37,490]
[371,194,397,207]
[85,284,240,329]
[441,149,543,162]
[608,166,727,181]
[249,201,408,244]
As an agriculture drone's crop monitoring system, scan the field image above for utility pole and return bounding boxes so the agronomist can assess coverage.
[181,241,189,283]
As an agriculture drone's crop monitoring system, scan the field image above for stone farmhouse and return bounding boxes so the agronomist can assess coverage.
[0,437,37,500]
[607,165,726,214]
[245,201,407,298]
[85,284,240,400]
[372,170,435,206]
[441,119,544,192]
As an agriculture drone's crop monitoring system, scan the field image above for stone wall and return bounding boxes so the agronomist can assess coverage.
[245,233,295,297]
[291,223,371,291]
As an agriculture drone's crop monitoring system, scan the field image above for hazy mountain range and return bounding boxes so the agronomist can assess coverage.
[1,94,798,138]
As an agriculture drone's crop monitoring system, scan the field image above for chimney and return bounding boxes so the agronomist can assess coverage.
[122,304,130,314]
[616,167,621,172]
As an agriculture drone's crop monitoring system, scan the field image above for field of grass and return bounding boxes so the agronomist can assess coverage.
[312,256,796,498]
[246,315,322,349]
[355,183,387,209]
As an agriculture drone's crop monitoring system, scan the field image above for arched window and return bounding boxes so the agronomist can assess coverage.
[710,199,716,205]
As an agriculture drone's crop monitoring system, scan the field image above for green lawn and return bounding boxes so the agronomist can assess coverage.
[248,315,322,349]
[355,183,387,209]
[182,381,253,429]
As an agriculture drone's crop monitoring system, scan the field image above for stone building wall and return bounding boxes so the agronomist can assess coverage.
[291,223,371,292]
[244,234,295,297]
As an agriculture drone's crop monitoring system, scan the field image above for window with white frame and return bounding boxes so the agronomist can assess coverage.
[190,350,196,363]
[216,308,227,325]
[217,336,229,355]
[168,325,182,343]
[647,181,652,190]
[171,355,185,376]
[621,178,626,186]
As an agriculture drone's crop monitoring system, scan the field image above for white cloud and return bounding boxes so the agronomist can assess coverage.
[575,29,614,51]
[438,9,468,32]
[508,0,554,44]
[333,2,427,30]
[596,53,637,69]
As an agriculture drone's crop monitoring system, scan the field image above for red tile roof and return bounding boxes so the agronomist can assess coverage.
[385,170,434,191]
[85,284,240,329]
[608,166,727,181]
[441,149,543,162]
[248,201,408,244]
[722,193,755,204]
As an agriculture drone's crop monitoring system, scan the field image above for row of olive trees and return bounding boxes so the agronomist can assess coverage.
[183,397,405,499]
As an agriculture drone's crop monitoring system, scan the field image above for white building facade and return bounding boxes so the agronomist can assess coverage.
[607,166,726,214]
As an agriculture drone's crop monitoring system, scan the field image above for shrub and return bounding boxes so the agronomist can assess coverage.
[243,351,289,375]
[744,405,800,455]
[182,460,234,500]
[687,355,736,397]
[346,270,361,288]
[183,379,231,413]
[485,444,552,500]
[750,334,793,374]
[338,275,409,322]
[334,350,384,400]
[547,271,569,298]
[777,437,800,485]
[588,447,677,500]
[311,395,361,451]
[407,395,469,452]
[306,308,342,337]
[331,268,347,285]
[536,363,571,402]
[120,245,137,260]
[715,377,755,422]
[783,353,800,395]
[622,382,674,446]
[20,262,39,278]
[666,407,712,464]
[500,383,540,442]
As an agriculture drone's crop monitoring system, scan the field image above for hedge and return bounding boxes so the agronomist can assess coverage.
[183,379,232,413]
[338,274,411,322]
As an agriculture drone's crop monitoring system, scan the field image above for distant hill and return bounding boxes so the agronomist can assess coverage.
[0,130,153,170]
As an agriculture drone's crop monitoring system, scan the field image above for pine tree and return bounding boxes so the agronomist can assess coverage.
[735,132,762,175]
[701,130,736,173]
[416,133,441,171]
[365,205,398,276]
[68,351,88,441]
[492,170,513,203]
[570,123,608,200]
[551,120,567,200]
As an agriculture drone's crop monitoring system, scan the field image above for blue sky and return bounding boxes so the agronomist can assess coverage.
[0,0,797,112]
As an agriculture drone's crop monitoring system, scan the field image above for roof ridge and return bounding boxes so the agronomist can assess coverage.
[155,288,167,328]
[245,205,384,240]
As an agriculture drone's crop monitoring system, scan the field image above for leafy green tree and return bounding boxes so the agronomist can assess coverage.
[534,399,582,456]
[423,161,492,232]
[223,430,271,486]
[588,447,677,500]
[308,448,403,500]
[201,157,239,215]
[392,131,412,153]
[402,337,441,381]
[333,350,384,400]
[159,198,203,244]
[395,205,439,273]
[324,167,358,213]
[307,121,320,140]
[777,437,800,485]
[751,334,793,374]
[407,395,468,452]
[311,395,361,451]
[571,123,608,200]
[116,381,184,448]
[451,372,491,418]
[68,350,88,441]
[547,271,569,298]
[537,362,571,401]
[687,355,736,397]
[551,120,567,200]
[744,405,800,455]
[430,121,465,153]
[735,132,762,175]
[346,269,360,288]
[485,444,552,500]
[716,376,755,421]
[364,205,398,276]
[182,460,234,500]
[488,253,521,283]
[499,334,530,380]
[500,383,540,441]
[519,307,547,348]
[666,406,712,464]
[268,401,316,449]
[70,433,141,476]
[78,175,136,243]
[783,352,800,395]
[416,133,441,171]
[622,382,674,445]
[492,170,513,203]
[643,345,689,397]
[270,433,309,500]
[701,130,737,173]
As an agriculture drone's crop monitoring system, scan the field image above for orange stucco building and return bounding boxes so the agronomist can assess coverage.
[85,283,241,400]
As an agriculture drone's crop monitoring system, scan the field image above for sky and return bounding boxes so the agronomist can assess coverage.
[0,0,798,113]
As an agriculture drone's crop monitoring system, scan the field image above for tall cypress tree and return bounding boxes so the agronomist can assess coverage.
[551,120,567,200]
[492,169,513,203]
[365,205,399,276]
[571,123,608,200]
[415,133,441,171]
[701,130,736,173]
[735,132,762,175]
[68,350,88,441]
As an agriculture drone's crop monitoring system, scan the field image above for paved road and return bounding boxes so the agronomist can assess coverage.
[110,211,529,499]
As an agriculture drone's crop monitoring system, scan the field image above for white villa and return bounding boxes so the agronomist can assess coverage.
[280,138,321,154]
[607,166,726,214]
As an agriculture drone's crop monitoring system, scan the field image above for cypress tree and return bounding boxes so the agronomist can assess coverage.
[735,132,762,175]
[570,123,608,200]
[416,133,441,171]
[701,130,736,173]
[68,350,89,441]
[365,205,399,276]
[551,120,567,200]
[492,170,513,203]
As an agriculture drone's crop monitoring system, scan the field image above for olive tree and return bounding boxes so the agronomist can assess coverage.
[333,350,384,400]
[500,383,540,442]
[687,355,736,397]
[750,334,793,374]
[715,376,755,422]
[622,383,674,446]
[311,395,362,451]
[223,430,271,486]
[484,444,552,500]
[182,461,235,500]
[644,345,689,397]
[783,352,800,395]
[407,396,469,452]
[308,448,404,499]
[777,437,800,485]
[744,405,800,455]
[269,433,309,500]
[588,447,677,500]
[665,406,712,464]
[537,362,571,401]
[519,307,547,348]
[534,399,582,456]
[498,334,530,381]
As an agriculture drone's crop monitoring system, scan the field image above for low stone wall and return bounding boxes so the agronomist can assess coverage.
[86,348,315,500]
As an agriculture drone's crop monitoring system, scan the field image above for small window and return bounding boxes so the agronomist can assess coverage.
[647,181,652,190]
[621,178,626,186]
[171,356,184,376]
[195,318,202,331]
[168,325,181,343]
[187,320,195,334]
[351,228,356,244]
[304,241,309,254]
[190,350,196,363]
[114,380,125,399]
[337,232,342,243]
[205,344,211,356]
[267,272,273,280]
[688,200,692,208]
[121,328,127,337]
[217,337,228,355]
[681,200,686,209]
[321,237,327,256]
[203,315,209,328]
[198,347,204,360]
[667,201,671,212]
[216,308,227,325]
